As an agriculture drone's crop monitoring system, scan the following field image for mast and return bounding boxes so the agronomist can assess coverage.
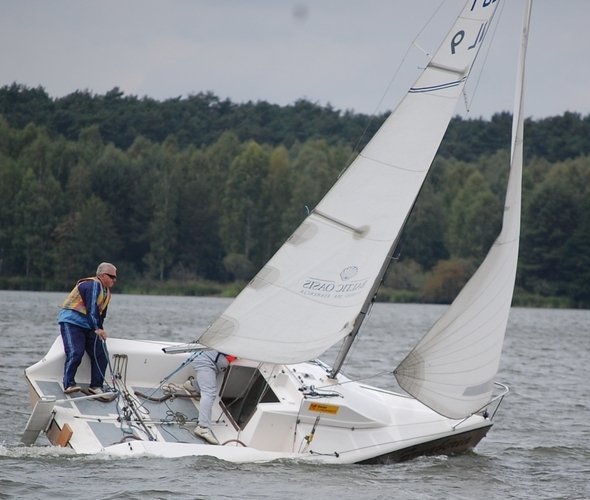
[328,221,405,378]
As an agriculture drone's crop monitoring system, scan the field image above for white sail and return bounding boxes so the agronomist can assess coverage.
[198,1,501,364]
[394,0,532,419]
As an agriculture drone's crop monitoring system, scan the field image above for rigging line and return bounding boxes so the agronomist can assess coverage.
[378,251,402,293]
[338,0,447,177]
[156,390,197,424]
[222,362,270,417]
[299,415,321,454]
[367,0,447,118]
[109,354,156,439]
[158,350,201,386]
[106,356,138,432]
[103,348,155,434]
[94,337,116,393]
[137,350,202,405]
[156,414,197,442]
[315,370,394,391]
[224,363,262,409]
[462,0,506,112]
[120,393,156,440]
[292,398,310,453]
[326,295,376,378]
[292,408,301,453]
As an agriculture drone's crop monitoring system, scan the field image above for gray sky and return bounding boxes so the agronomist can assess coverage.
[1,0,587,120]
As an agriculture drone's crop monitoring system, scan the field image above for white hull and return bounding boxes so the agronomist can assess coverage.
[23,337,494,464]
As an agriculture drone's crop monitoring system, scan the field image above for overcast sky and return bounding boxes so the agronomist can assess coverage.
[1,0,587,120]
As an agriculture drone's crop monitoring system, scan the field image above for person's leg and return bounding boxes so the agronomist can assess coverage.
[193,355,219,428]
[60,322,86,389]
[85,331,108,389]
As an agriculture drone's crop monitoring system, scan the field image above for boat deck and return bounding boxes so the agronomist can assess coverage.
[33,380,205,448]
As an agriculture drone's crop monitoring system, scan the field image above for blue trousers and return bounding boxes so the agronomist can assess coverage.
[59,322,108,389]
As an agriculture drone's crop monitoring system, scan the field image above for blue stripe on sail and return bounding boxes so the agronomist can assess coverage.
[409,77,467,93]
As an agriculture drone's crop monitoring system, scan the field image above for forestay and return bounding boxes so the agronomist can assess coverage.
[198,0,502,364]
[395,0,532,419]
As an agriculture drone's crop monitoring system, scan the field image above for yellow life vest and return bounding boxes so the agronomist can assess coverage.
[61,277,111,316]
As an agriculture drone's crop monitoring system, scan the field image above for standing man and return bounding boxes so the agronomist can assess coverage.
[58,262,117,395]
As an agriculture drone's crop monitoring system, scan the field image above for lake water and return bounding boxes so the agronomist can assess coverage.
[0,290,588,499]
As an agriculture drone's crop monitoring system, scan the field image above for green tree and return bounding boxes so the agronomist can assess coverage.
[93,143,150,272]
[171,148,224,280]
[519,157,590,298]
[0,83,54,130]
[446,170,501,259]
[204,131,241,211]
[422,258,475,304]
[399,181,448,269]
[0,153,20,274]
[520,178,578,296]
[219,141,269,272]
[53,196,120,282]
[261,145,292,260]
[281,139,342,234]
[143,141,181,280]
[562,196,590,306]
[384,258,425,292]
[11,127,64,278]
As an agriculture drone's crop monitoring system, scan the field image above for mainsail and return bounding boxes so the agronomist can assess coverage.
[198,1,501,364]
[394,0,532,419]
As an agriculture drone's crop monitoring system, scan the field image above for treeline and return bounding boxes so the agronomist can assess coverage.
[3,83,590,163]
[0,84,589,307]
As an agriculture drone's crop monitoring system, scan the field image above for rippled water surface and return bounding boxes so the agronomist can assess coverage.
[1,291,588,499]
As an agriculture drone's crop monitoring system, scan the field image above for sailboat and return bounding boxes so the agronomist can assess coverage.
[22,0,532,464]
